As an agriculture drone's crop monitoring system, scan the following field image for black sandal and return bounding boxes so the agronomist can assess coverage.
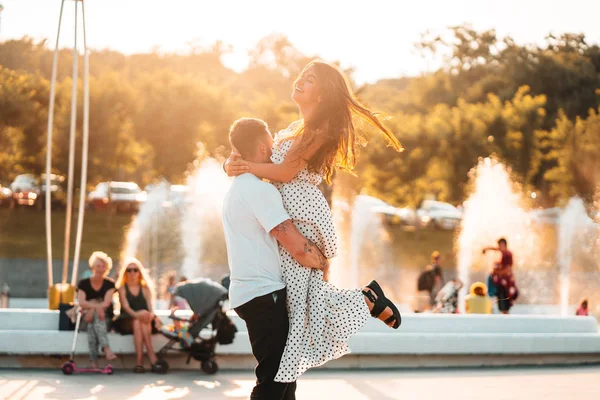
[133,365,146,373]
[362,280,402,329]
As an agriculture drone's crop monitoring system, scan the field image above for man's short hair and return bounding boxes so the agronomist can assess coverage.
[229,118,270,158]
[497,237,507,246]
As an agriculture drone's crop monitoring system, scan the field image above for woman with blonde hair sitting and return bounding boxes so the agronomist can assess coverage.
[77,251,118,368]
[113,258,163,373]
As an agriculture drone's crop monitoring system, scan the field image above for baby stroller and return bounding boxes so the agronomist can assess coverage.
[157,278,237,374]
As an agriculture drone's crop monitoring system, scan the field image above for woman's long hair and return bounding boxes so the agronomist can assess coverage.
[115,257,156,301]
[286,60,404,183]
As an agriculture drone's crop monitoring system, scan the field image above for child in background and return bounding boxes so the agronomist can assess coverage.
[465,282,492,314]
[576,298,589,316]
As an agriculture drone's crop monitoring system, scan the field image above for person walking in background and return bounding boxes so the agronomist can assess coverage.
[76,251,118,368]
[415,251,444,312]
[465,282,492,314]
[163,271,177,304]
[576,298,589,316]
[483,238,518,314]
[429,251,444,304]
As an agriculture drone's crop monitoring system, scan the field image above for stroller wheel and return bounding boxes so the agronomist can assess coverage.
[155,359,169,372]
[201,360,219,375]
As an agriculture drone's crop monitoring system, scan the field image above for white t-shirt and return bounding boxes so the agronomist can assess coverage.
[222,173,290,309]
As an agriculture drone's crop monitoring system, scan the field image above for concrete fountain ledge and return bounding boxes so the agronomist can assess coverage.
[1,309,599,370]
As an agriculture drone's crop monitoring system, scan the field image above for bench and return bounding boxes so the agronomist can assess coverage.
[1,309,599,369]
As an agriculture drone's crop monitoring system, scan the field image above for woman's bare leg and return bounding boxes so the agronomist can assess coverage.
[132,319,145,366]
[141,321,158,364]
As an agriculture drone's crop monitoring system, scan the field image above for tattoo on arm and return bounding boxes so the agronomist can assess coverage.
[303,239,329,269]
[271,219,329,269]
[271,220,293,238]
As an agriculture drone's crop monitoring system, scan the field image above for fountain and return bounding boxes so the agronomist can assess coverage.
[122,150,599,315]
[456,157,543,312]
[558,198,588,315]
[180,156,231,280]
[122,154,231,283]
[122,181,181,282]
[557,195,600,315]
[330,194,399,302]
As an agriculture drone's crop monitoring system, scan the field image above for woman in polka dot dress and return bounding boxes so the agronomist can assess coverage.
[226,60,404,383]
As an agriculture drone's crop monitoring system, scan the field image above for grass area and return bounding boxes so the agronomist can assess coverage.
[0,207,457,269]
[388,226,456,270]
[0,207,133,260]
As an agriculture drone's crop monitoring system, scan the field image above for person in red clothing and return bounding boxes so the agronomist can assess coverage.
[483,237,518,314]
[576,298,589,316]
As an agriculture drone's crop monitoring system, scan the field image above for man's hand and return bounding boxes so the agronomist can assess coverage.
[302,238,329,271]
[322,262,330,282]
[224,149,249,177]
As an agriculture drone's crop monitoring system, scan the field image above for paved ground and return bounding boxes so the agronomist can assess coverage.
[1,366,599,400]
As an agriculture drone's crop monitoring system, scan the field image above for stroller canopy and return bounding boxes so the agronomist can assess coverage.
[174,278,228,317]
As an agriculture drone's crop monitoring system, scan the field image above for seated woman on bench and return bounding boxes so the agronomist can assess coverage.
[76,251,117,368]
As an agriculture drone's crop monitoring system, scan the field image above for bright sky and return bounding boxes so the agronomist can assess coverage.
[1,0,599,83]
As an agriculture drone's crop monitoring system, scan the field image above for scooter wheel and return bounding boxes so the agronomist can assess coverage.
[61,362,75,375]
[106,365,114,375]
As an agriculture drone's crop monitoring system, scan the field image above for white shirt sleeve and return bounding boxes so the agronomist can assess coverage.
[243,182,290,233]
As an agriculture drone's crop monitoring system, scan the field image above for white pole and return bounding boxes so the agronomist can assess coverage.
[71,0,89,285]
[46,0,66,289]
[62,0,79,284]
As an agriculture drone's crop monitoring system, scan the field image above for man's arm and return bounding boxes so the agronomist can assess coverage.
[270,220,329,271]
[482,246,499,254]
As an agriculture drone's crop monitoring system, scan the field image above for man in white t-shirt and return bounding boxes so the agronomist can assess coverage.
[222,118,328,400]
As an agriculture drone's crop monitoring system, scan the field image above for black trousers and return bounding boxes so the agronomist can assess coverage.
[235,288,296,400]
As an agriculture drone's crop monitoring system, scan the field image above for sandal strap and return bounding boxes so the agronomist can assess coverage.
[362,289,377,304]
[384,315,396,325]
[370,299,387,318]
[363,289,388,318]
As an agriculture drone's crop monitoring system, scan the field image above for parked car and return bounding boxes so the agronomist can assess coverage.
[356,195,418,226]
[528,207,562,225]
[416,200,462,230]
[10,174,39,207]
[167,184,189,208]
[36,174,67,210]
[0,184,14,208]
[87,181,146,213]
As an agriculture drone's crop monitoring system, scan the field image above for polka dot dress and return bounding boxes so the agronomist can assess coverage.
[271,123,371,383]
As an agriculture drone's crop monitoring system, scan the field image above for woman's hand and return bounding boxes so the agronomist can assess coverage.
[83,309,95,324]
[224,149,249,177]
[97,307,106,322]
[135,309,153,323]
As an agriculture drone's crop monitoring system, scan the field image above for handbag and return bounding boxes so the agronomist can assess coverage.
[487,274,497,297]
[216,312,237,345]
